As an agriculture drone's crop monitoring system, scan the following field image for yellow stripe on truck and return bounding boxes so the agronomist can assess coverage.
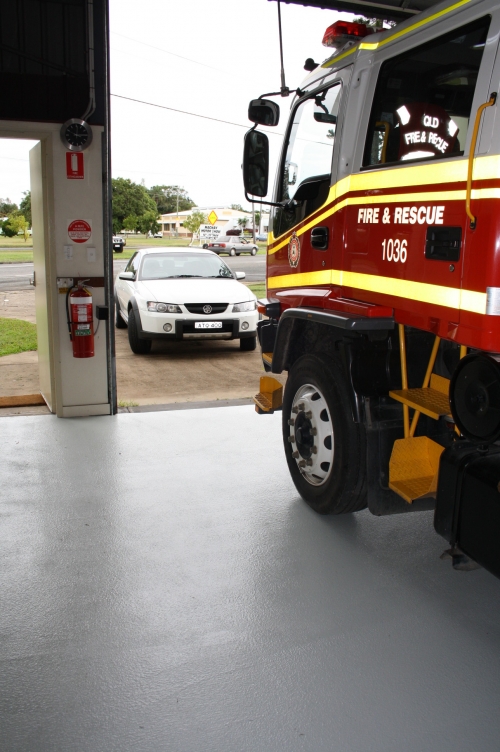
[267,268,487,315]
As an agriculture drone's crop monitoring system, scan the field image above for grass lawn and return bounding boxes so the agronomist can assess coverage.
[247,283,266,299]
[0,252,34,263]
[0,236,33,248]
[0,318,38,356]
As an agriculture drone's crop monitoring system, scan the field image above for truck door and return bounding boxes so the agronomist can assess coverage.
[346,15,492,334]
[268,67,351,299]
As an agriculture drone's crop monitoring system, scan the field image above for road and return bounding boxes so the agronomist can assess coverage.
[0,254,266,292]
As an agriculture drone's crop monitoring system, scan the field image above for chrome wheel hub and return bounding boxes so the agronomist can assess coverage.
[288,383,334,486]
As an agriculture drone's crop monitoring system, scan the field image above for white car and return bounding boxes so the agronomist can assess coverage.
[114,248,259,354]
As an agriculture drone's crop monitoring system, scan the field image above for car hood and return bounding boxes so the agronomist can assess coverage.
[137,278,256,304]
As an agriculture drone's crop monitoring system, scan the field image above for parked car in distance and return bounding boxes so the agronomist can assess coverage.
[152,232,162,238]
[207,235,258,256]
[255,233,268,241]
[114,248,258,354]
[113,236,126,252]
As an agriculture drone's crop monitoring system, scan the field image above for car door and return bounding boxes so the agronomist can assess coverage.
[267,67,351,297]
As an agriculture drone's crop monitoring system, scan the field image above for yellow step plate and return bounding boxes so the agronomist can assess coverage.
[262,352,273,365]
[389,436,444,503]
[389,386,450,419]
[253,376,283,414]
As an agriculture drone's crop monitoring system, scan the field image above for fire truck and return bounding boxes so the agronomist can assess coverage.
[243,0,500,578]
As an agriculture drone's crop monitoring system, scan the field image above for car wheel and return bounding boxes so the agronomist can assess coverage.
[202,244,209,249]
[229,248,236,256]
[236,253,241,256]
[282,354,367,515]
[251,247,257,256]
[240,336,256,351]
[115,298,127,329]
[127,308,152,354]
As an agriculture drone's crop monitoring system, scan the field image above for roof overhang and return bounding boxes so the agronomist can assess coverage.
[270,0,442,22]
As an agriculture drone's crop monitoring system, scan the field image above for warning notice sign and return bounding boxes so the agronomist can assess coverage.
[68,219,91,244]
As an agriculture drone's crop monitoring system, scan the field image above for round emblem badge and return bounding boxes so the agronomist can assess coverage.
[288,231,301,268]
[203,304,213,314]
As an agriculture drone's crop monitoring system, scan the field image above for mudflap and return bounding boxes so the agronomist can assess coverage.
[435,441,500,578]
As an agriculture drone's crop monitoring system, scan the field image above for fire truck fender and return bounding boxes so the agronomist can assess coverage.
[271,308,394,422]
[271,307,394,373]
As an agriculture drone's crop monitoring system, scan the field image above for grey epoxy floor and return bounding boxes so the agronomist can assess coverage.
[2,406,500,752]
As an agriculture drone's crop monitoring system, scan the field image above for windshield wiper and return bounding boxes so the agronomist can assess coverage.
[206,275,233,279]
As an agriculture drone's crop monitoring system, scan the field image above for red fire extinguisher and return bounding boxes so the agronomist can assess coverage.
[66,281,94,358]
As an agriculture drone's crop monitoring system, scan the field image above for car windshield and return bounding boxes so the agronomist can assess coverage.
[140,252,234,280]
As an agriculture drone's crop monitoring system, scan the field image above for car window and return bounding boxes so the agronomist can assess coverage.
[363,16,490,168]
[140,253,234,279]
[125,252,139,274]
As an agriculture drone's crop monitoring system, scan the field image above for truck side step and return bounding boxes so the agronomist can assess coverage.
[389,436,444,503]
[253,376,283,414]
[389,374,451,420]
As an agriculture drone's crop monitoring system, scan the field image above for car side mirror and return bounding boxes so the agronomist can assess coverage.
[235,271,246,280]
[248,98,280,126]
[243,129,269,198]
[118,271,135,280]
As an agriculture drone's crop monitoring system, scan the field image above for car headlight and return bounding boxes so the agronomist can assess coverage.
[232,300,257,312]
[147,301,182,313]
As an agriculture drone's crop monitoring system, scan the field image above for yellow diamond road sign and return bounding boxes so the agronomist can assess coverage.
[208,210,218,226]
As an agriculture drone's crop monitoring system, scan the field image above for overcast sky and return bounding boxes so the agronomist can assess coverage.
[0,0,345,210]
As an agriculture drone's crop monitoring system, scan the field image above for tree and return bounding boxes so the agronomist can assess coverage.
[112,178,158,234]
[1,214,28,240]
[183,210,207,239]
[237,217,249,232]
[0,198,18,216]
[148,185,195,215]
[20,191,31,227]
[230,203,245,212]
[123,215,139,233]
[254,211,261,230]
[138,210,160,236]
[353,15,396,28]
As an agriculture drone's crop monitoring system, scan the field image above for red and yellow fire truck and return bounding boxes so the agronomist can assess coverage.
[243,0,500,576]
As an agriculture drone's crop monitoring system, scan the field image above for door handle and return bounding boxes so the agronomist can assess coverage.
[311,226,329,250]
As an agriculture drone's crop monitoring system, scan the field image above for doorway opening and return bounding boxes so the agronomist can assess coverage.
[0,137,49,416]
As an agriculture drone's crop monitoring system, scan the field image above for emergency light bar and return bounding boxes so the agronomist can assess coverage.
[322,20,373,49]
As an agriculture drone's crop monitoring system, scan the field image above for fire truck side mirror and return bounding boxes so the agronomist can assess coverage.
[248,99,280,127]
[243,129,269,198]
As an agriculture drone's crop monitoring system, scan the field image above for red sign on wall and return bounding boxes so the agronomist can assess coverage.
[66,151,84,179]
[68,219,92,243]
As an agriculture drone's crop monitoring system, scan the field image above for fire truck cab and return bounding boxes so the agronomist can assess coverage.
[243,0,500,578]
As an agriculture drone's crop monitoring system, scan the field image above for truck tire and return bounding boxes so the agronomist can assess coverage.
[127,309,152,354]
[283,354,367,514]
[115,299,127,329]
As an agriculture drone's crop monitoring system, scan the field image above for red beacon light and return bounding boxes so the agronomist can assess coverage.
[322,21,373,50]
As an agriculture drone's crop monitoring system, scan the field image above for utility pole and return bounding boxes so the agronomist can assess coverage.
[252,203,255,243]
[176,193,179,238]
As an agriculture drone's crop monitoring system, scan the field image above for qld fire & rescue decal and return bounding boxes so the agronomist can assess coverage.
[288,231,301,268]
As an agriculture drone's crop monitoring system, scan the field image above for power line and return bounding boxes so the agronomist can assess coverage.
[111,32,227,74]
[111,93,284,135]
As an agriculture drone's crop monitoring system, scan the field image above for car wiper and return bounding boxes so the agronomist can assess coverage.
[159,274,203,278]
[205,275,234,279]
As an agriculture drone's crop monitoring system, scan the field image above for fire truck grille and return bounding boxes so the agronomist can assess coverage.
[184,303,228,314]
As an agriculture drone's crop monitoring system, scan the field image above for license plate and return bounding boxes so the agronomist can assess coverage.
[195,321,223,329]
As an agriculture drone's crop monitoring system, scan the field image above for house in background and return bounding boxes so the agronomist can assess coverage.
[158,206,270,238]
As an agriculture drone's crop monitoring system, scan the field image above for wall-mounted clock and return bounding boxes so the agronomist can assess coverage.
[60,119,93,152]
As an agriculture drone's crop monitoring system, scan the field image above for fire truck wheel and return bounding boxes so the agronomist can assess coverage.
[283,354,367,515]
[115,299,127,329]
[127,309,152,354]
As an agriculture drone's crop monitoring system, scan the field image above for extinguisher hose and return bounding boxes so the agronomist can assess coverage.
[66,285,77,340]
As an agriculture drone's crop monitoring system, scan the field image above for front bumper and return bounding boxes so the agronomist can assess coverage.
[136,306,258,341]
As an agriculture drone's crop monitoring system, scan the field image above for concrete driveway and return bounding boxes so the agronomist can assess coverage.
[0,290,285,409]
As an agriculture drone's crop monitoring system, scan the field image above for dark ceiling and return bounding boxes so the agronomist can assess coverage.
[270,0,442,22]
